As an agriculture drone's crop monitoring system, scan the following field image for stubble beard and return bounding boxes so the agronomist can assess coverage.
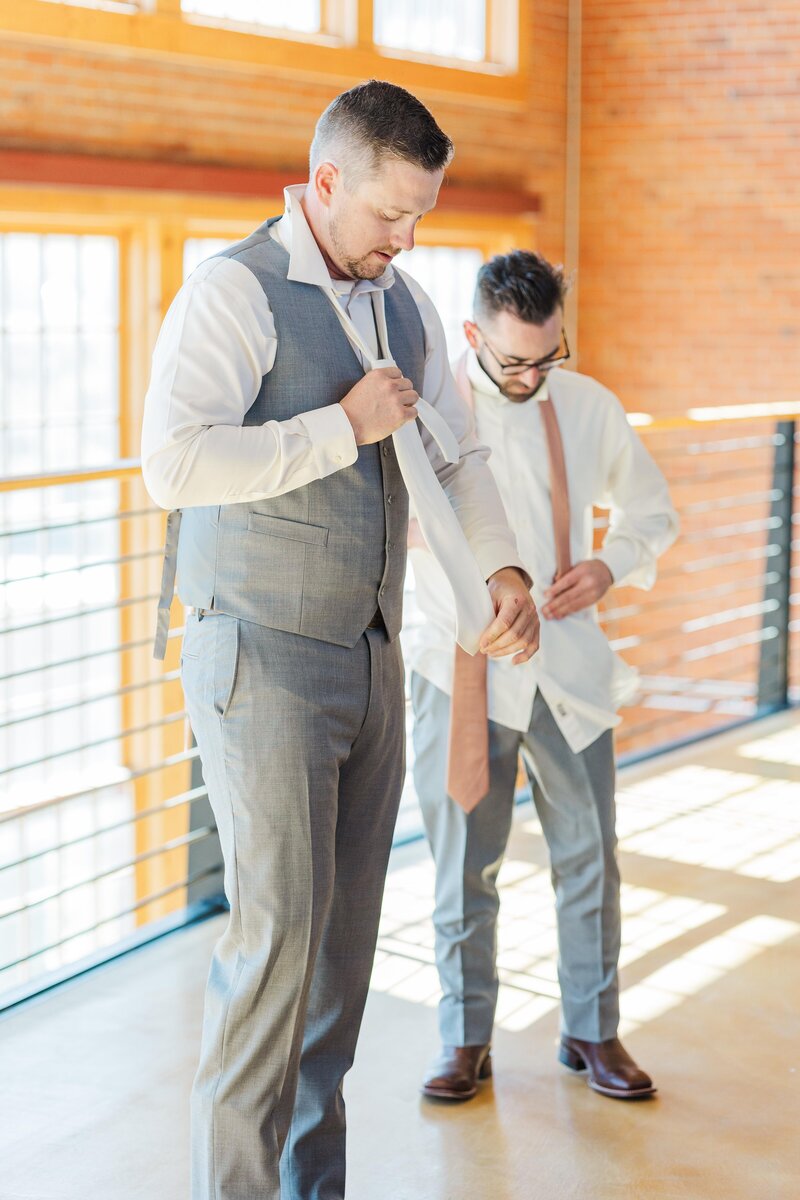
[477,348,546,403]
[500,378,547,403]
[329,213,392,281]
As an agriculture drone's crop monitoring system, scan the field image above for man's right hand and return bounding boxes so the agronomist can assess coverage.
[340,367,419,446]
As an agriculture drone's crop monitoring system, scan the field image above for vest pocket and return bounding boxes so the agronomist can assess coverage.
[246,512,329,546]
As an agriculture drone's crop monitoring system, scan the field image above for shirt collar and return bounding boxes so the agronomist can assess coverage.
[274,184,395,299]
[465,347,549,406]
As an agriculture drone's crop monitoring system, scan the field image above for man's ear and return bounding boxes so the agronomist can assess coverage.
[314,161,340,208]
[463,320,480,351]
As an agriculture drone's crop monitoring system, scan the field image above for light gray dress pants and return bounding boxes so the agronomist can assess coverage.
[181,612,405,1200]
[411,672,620,1046]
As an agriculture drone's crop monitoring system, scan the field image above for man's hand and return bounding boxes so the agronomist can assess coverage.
[481,567,539,666]
[340,367,419,446]
[541,560,613,620]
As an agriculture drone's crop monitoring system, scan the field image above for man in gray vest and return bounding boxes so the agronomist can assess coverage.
[142,82,537,1199]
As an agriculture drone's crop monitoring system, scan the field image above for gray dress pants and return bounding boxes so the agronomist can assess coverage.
[411,672,620,1046]
[181,612,405,1200]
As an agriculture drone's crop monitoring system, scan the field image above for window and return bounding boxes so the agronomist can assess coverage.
[374,0,486,63]
[0,234,120,475]
[0,233,130,1000]
[181,0,320,34]
[183,237,232,278]
[398,243,483,359]
[6,1,522,101]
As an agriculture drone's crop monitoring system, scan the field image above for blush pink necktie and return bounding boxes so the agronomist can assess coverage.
[539,394,573,582]
[446,372,571,812]
[447,644,490,813]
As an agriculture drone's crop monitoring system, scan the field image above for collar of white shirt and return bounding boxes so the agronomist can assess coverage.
[272,183,396,303]
[465,346,550,406]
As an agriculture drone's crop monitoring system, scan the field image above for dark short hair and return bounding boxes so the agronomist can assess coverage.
[474,250,568,326]
[310,79,454,184]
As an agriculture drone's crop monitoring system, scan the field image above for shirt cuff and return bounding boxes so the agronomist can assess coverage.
[595,539,639,586]
[474,539,532,590]
[299,403,359,478]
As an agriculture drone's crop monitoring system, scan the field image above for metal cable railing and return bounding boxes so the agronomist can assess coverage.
[1,414,798,1009]
[600,417,798,757]
[0,464,209,1010]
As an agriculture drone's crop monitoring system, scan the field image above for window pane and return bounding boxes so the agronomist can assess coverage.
[397,243,483,359]
[0,233,119,473]
[181,0,320,34]
[374,0,486,63]
[183,238,233,280]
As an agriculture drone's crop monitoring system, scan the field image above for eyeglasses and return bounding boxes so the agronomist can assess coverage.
[477,326,571,376]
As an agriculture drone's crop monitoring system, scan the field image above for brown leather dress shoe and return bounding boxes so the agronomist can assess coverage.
[421,1044,493,1101]
[558,1036,656,1100]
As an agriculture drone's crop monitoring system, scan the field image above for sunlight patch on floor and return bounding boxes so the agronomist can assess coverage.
[372,857,726,1033]
[619,915,800,1034]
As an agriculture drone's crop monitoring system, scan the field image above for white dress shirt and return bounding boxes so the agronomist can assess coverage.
[142,185,524,650]
[408,350,679,752]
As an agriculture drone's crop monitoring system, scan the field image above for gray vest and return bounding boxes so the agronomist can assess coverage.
[174,219,425,647]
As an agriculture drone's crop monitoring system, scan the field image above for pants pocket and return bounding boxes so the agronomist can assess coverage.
[212,616,241,719]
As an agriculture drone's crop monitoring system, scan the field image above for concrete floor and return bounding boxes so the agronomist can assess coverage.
[2,712,799,1200]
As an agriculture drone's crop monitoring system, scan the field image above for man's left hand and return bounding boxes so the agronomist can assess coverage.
[541,560,613,620]
[481,567,539,666]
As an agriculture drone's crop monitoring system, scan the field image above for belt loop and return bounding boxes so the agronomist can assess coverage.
[153,509,182,661]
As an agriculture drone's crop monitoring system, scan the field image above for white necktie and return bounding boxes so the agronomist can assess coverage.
[322,287,494,654]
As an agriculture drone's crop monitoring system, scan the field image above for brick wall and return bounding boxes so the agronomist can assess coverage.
[579,2,800,743]
[578,0,800,414]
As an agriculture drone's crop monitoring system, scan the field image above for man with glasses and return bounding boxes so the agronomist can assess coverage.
[408,250,678,1102]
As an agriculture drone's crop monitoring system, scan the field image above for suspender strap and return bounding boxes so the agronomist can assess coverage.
[153,508,182,661]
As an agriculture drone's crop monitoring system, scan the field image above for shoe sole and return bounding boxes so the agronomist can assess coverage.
[421,1053,492,1102]
[588,1079,657,1100]
[421,1084,479,1101]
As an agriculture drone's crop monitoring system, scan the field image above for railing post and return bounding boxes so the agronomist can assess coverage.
[757,420,795,711]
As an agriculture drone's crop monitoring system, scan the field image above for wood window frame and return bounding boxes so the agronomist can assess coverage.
[1,0,526,107]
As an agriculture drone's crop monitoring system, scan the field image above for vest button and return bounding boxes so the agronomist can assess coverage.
[386,494,393,504]
[382,446,390,457]
[386,540,393,550]
[380,587,386,596]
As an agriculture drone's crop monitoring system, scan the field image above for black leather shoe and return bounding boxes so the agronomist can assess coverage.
[559,1036,656,1100]
[421,1044,493,1101]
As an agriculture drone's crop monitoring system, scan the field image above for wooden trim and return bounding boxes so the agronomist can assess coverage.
[0,462,142,493]
[355,0,373,48]
[0,151,291,200]
[564,0,582,366]
[0,151,542,215]
[635,409,800,433]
